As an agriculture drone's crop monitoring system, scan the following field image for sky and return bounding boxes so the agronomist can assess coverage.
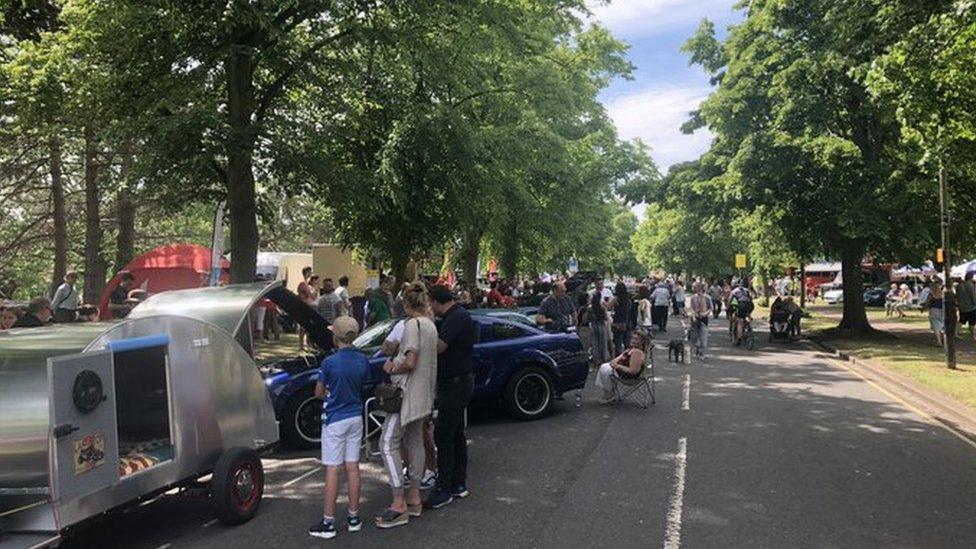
[588,0,744,173]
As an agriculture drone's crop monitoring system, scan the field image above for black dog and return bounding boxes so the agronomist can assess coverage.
[668,339,685,363]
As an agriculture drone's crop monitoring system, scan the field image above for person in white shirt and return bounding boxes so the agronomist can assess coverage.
[650,283,671,332]
[51,271,80,323]
[334,276,352,317]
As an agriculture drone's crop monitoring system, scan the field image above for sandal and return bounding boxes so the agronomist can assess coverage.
[374,508,409,529]
[407,504,422,517]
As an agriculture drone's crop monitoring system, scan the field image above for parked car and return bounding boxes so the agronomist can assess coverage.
[863,286,888,307]
[472,308,536,326]
[264,315,588,449]
[823,287,844,304]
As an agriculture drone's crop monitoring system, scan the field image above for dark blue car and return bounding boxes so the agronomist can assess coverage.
[264,315,588,449]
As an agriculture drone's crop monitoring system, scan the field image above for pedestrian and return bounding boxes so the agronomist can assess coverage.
[956,272,976,340]
[884,283,899,317]
[536,281,576,333]
[300,275,321,350]
[425,284,477,510]
[334,275,352,318]
[317,278,341,325]
[651,283,670,332]
[108,271,136,319]
[894,283,913,318]
[924,282,946,347]
[689,283,712,359]
[50,271,80,323]
[308,316,367,539]
[708,280,722,318]
[375,282,439,528]
[13,297,52,328]
[636,286,653,337]
[393,282,410,318]
[588,278,612,365]
[1,305,19,330]
[611,281,632,355]
[367,275,394,326]
[673,281,687,318]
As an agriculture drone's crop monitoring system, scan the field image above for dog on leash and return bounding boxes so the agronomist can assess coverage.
[668,339,685,363]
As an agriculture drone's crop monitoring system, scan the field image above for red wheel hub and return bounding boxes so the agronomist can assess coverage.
[230,462,259,510]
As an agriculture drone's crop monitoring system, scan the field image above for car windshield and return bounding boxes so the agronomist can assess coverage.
[353,318,397,351]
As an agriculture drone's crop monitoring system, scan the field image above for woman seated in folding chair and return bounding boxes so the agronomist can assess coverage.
[594,331,647,404]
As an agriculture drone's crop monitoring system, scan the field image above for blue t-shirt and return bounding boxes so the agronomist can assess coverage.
[317,347,367,425]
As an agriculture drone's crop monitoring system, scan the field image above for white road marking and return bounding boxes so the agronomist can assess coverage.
[281,466,322,488]
[153,544,172,549]
[664,437,688,549]
[682,374,690,410]
[201,519,218,528]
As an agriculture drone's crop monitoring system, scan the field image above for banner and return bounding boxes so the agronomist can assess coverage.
[209,201,225,286]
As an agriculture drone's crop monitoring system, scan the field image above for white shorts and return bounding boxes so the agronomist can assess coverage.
[320,416,363,466]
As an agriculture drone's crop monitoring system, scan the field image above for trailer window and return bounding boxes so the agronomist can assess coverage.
[112,341,173,476]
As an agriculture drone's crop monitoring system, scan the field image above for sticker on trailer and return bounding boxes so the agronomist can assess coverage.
[73,432,107,475]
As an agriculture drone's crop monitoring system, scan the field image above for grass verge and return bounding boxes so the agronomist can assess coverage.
[803,310,976,411]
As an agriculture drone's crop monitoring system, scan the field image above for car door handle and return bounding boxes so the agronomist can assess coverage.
[53,423,79,438]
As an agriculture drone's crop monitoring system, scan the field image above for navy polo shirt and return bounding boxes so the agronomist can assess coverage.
[437,304,476,380]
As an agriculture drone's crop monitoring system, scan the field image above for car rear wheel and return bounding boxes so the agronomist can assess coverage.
[504,366,554,421]
[212,447,264,525]
[281,387,322,449]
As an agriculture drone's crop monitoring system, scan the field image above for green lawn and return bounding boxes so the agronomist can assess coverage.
[802,308,976,411]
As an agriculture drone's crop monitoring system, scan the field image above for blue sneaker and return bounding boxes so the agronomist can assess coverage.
[347,514,362,532]
[423,489,454,510]
[452,484,470,498]
[309,518,337,539]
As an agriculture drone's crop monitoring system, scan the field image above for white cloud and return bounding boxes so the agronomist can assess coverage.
[587,0,738,37]
[606,85,713,170]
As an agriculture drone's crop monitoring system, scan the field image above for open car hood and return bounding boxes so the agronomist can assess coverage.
[265,285,334,353]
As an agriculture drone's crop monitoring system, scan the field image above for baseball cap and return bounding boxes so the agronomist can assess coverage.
[329,316,360,344]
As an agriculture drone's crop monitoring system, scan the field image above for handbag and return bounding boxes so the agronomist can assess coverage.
[374,318,421,413]
[374,382,403,413]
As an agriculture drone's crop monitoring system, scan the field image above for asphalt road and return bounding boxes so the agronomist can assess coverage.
[63,315,976,548]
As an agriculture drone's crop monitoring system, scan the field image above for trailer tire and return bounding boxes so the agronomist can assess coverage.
[281,386,322,449]
[212,447,264,525]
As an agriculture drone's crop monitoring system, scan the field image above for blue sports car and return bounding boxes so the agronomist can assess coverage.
[263,315,588,449]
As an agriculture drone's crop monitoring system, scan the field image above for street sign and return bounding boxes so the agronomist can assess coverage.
[735,253,747,269]
[568,257,579,274]
[936,248,944,264]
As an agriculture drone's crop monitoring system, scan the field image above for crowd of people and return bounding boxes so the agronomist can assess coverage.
[299,273,478,538]
[898,273,976,347]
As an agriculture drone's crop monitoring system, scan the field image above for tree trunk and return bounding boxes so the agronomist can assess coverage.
[49,137,68,297]
[838,238,871,332]
[115,139,136,272]
[460,227,483,285]
[82,126,106,303]
[225,45,259,284]
[390,244,410,288]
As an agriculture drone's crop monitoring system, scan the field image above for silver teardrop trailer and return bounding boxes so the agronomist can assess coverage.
[0,282,324,548]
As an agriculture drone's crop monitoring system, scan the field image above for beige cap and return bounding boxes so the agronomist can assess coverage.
[329,316,360,344]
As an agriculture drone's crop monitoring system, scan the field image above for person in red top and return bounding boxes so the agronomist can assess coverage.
[486,282,504,308]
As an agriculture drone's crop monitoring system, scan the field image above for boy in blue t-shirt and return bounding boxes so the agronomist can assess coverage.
[308,316,367,540]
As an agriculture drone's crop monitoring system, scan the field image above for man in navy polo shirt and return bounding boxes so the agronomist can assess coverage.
[425,284,477,509]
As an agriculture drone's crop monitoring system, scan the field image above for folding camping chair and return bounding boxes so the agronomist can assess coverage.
[611,342,655,408]
[362,396,386,459]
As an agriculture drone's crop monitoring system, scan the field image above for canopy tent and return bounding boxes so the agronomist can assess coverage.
[890,262,937,281]
[951,260,976,279]
[97,244,230,320]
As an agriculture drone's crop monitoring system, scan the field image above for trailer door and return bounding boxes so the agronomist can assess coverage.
[47,350,119,503]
